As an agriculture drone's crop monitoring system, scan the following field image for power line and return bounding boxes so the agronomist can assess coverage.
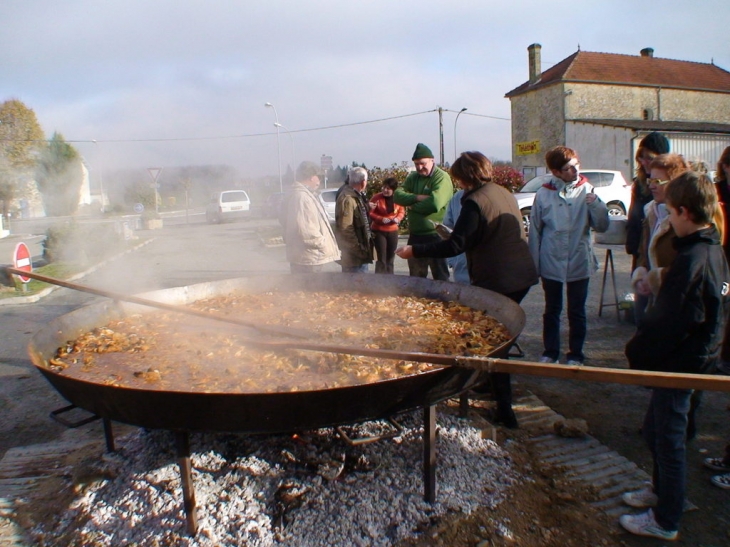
[284,110,437,135]
[1,108,510,144]
[441,108,510,121]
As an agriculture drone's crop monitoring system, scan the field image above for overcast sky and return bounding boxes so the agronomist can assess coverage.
[2,0,728,181]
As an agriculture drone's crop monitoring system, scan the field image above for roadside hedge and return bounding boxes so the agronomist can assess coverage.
[43,221,127,265]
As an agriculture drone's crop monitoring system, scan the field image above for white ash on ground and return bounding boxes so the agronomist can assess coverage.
[27,409,519,547]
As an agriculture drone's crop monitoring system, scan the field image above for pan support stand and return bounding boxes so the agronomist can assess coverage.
[49,405,116,452]
[598,248,621,321]
[167,408,437,535]
[175,431,198,536]
[423,404,436,502]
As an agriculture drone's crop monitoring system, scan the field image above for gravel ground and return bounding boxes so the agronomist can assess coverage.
[27,410,518,547]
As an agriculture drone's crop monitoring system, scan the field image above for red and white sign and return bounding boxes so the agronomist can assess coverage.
[13,242,32,283]
[147,167,163,187]
[320,155,333,171]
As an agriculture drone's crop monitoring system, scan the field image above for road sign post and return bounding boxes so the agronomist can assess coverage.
[147,167,163,213]
[321,155,333,188]
[13,242,32,288]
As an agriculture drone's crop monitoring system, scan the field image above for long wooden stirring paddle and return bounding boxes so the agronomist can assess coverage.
[8,267,730,393]
[236,335,730,392]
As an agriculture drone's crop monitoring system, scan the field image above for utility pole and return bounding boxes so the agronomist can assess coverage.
[437,107,445,167]
[454,107,467,163]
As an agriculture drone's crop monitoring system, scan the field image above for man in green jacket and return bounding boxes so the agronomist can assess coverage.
[394,143,454,280]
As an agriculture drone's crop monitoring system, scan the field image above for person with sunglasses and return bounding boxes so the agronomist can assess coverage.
[631,154,691,308]
[627,132,670,325]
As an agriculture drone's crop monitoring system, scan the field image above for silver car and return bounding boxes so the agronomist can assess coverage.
[318,188,338,223]
[514,170,632,233]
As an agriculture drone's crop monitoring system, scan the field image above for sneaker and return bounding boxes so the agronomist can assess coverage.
[566,359,584,366]
[703,457,730,472]
[622,484,695,512]
[619,509,678,541]
[622,486,657,508]
[538,355,558,364]
[710,473,730,489]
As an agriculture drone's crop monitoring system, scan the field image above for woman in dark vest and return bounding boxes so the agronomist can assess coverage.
[396,151,538,428]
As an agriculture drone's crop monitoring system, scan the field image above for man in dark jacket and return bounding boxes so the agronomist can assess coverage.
[335,167,373,272]
[620,172,730,541]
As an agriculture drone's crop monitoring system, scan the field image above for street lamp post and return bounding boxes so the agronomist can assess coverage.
[274,122,295,179]
[91,140,104,213]
[453,107,467,163]
[264,102,283,193]
[437,106,445,166]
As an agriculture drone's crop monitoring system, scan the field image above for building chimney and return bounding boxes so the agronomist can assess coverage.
[640,47,654,58]
[528,43,542,85]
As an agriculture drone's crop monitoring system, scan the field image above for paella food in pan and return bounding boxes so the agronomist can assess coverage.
[48,290,511,393]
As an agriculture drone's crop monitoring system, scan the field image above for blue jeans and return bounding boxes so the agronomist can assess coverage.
[341,264,369,273]
[541,277,589,362]
[643,388,692,531]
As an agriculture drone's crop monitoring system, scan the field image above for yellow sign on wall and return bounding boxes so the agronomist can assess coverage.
[516,140,540,156]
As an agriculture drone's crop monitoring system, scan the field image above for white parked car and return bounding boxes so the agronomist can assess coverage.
[514,170,632,233]
[318,188,339,223]
[206,190,251,224]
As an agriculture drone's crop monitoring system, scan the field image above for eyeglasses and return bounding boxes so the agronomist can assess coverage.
[647,178,670,186]
[560,160,579,173]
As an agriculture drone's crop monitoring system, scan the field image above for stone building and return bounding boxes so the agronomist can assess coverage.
[505,44,730,181]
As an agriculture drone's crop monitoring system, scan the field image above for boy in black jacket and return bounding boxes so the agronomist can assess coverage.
[620,171,730,541]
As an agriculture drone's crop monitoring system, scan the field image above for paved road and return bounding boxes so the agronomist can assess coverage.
[3,216,730,545]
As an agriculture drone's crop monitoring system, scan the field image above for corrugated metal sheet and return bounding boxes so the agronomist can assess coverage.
[634,133,730,166]
[664,134,730,169]
[632,132,730,176]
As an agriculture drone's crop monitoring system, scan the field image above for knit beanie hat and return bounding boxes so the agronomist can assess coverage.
[640,132,670,155]
[412,143,434,160]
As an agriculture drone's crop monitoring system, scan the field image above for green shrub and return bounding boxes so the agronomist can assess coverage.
[492,165,525,193]
[43,221,126,265]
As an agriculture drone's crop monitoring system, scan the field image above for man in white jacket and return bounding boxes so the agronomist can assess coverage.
[281,161,341,273]
[529,146,609,365]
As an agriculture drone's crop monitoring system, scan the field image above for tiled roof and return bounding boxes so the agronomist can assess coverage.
[505,50,730,97]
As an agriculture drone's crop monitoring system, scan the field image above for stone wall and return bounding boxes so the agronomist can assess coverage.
[566,84,654,120]
[659,88,730,123]
[565,84,730,124]
[510,85,565,174]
